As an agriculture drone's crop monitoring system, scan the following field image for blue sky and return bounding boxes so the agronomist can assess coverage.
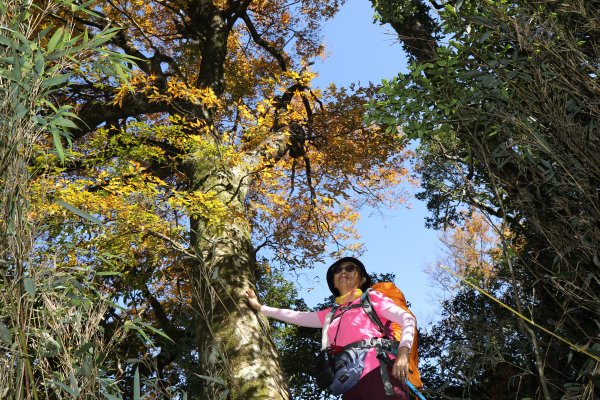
[291,0,442,326]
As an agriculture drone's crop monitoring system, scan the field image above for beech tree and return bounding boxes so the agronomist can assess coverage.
[30,0,411,398]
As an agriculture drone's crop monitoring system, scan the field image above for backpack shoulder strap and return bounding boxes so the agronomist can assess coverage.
[360,290,399,395]
[360,288,389,336]
[320,305,339,350]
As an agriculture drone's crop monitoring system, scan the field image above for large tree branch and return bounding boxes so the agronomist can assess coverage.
[223,0,253,29]
[141,284,186,342]
[187,0,232,94]
[73,96,172,140]
[72,82,214,140]
[145,230,197,260]
[240,11,288,71]
[244,83,307,165]
[370,0,439,63]
[63,0,241,138]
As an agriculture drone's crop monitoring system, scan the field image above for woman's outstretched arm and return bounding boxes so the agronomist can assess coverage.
[245,289,323,328]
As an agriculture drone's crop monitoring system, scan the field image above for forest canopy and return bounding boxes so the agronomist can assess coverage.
[0,0,598,399]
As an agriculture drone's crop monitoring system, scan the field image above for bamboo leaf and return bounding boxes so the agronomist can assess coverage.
[41,73,71,89]
[444,4,457,18]
[15,103,27,119]
[52,380,79,397]
[10,46,22,82]
[95,271,122,276]
[36,26,53,41]
[75,342,96,356]
[52,116,79,129]
[34,50,44,75]
[90,27,122,47]
[23,278,36,297]
[124,321,151,343]
[133,367,141,400]
[134,319,174,342]
[0,35,13,48]
[194,374,226,386]
[479,30,493,43]
[69,372,79,394]
[52,129,65,162]
[11,30,29,49]
[76,0,99,13]
[0,321,12,345]
[47,28,63,53]
[54,198,104,226]
[589,344,600,358]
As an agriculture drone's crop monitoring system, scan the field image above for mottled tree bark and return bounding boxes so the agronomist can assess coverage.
[369,0,438,63]
[185,155,290,399]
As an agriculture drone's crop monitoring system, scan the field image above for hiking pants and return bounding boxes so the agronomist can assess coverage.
[342,368,409,400]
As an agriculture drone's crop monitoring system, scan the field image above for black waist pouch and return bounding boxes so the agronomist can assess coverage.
[314,349,335,389]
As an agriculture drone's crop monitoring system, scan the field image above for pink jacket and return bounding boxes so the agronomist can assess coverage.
[260,290,416,378]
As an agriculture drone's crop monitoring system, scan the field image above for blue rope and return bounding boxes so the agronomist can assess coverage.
[406,381,427,400]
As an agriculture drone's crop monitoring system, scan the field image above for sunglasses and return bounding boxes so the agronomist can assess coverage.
[333,264,359,274]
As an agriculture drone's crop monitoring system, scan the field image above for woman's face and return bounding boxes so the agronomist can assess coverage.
[333,262,365,296]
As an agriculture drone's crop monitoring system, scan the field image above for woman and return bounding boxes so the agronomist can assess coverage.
[246,257,416,399]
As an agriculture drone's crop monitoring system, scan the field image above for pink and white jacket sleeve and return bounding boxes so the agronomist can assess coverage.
[260,305,323,328]
[378,304,416,350]
[370,290,416,350]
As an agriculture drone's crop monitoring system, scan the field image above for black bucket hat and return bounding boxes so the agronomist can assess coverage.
[326,257,372,296]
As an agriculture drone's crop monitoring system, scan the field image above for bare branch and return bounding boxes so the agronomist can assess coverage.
[240,11,288,71]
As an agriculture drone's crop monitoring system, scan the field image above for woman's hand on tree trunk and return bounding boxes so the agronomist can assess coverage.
[245,289,262,311]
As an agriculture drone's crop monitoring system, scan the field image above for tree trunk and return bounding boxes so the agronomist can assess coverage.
[186,155,290,399]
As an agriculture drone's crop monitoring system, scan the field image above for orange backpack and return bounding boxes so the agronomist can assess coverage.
[369,282,422,389]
